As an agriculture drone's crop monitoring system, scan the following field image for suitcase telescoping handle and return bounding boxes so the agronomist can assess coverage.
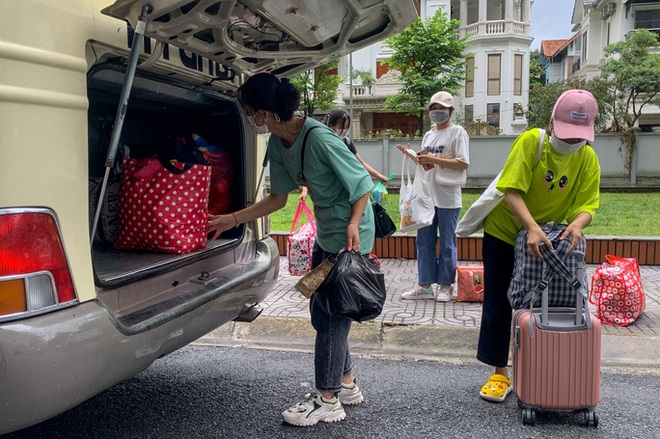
[538,247,589,326]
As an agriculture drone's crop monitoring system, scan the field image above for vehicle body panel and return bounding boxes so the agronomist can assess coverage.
[1,238,278,433]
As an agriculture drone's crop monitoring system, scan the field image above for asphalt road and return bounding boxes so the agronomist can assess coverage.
[3,345,659,439]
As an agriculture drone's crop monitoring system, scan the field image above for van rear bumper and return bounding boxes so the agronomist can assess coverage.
[0,237,279,435]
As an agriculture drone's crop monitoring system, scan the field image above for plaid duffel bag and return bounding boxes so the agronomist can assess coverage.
[508,222,587,309]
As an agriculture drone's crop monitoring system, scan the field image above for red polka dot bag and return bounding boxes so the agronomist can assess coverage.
[590,255,646,326]
[114,158,211,254]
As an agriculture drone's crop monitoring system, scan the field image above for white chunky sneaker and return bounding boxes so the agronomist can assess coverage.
[282,391,346,427]
[401,286,434,300]
[435,284,453,302]
[338,379,364,406]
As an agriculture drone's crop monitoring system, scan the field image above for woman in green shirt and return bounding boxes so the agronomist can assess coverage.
[207,73,375,427]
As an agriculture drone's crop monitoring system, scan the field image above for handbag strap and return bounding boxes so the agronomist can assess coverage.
[299,123,321,182]
[158,158,195,175]
[290,199,316,235]
[534,128,546,168]
[132,158,194,179]
[539,242,583,291]
[400,149,413,186]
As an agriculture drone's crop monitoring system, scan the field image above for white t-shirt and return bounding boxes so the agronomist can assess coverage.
[420,124,470,209]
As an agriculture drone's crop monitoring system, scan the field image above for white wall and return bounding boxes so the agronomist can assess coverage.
[349,133,660,188]
[423,0,450,19]
[264,133,659,188]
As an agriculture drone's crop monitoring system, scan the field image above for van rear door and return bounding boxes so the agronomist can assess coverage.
[102,0,418,77]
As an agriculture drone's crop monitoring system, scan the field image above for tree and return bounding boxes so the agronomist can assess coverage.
[382,9,468,131]
[600,28,660,172]
[352,68,376,88]
[600,28,660,131]
[291,60,343,117]
[529,49,546,89]
[527,77,612,132]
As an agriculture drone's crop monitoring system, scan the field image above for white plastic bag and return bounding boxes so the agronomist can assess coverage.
[398,153,434,233]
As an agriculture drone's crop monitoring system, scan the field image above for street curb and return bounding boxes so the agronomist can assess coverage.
[195,316,660,371]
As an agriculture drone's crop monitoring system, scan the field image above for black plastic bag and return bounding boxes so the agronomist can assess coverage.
[317,251,386,322]
[373,202,396,239]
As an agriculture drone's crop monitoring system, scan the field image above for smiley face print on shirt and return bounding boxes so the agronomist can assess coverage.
[543,169,569,192]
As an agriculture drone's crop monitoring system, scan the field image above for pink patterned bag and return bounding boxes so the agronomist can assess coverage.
[590,255,646,326]
[287,200,316,276]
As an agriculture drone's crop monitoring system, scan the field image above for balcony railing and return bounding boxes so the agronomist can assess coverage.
[464,20,527,37]
[341,82,402,99]
[348,85,371,96]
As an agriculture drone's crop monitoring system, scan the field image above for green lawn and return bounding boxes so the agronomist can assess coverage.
[269,191,660,237]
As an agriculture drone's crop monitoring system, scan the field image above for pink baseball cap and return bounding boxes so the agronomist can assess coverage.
[551,89,598,142]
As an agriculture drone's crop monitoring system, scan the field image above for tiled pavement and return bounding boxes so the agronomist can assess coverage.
[262,257,660,336]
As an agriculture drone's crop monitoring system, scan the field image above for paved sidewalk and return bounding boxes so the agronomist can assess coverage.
[263,258,660,336]
[200,257,660,368]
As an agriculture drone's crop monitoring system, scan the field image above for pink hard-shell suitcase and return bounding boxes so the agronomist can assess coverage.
[512,250,602,427]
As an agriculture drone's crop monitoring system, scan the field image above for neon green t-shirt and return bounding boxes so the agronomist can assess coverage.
[268,118,375,253]
[484,129,601,245]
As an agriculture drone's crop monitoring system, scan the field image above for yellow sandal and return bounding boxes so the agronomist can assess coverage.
[479,374,512,403]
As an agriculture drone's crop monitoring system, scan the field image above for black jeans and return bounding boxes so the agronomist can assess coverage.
[477,233,515,368]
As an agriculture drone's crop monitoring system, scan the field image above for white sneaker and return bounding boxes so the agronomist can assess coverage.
[338,380,364,406]
[435,284,453,302]
[282,391,346,427]
[401,286,434,300]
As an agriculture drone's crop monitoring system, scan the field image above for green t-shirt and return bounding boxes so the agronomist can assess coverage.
[268,118,375,253]
[484,128,601,245]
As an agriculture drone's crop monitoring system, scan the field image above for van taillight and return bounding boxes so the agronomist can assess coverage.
[0,210,77,320]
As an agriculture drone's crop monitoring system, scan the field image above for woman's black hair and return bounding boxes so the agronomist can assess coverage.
[238,73,300,121]
[325,109,351,128]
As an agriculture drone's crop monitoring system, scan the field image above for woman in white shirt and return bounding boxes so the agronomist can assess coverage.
[396,91,470,302]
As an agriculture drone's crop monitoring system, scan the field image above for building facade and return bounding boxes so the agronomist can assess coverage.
[540,34,579,84]
[334,0,534,137]
[541,0,660,130]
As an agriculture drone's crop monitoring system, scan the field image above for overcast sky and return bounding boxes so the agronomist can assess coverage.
[530,0,576,50]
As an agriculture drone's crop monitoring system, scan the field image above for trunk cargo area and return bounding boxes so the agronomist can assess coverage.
[87,62,245,290]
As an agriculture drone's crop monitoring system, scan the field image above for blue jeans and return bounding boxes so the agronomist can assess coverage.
[415,207,460,286]
[309,244,353,393]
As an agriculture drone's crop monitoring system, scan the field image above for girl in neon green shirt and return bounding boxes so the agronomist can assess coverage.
[477,90,601,403]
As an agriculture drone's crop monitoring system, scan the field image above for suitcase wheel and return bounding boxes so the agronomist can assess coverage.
[522,408,536,426]
[583,409,599,428]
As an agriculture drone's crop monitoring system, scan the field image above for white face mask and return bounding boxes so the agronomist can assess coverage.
[336,128,348,138]
[247,113,270,135]
[430,109,450,125]
[550,133,586,154]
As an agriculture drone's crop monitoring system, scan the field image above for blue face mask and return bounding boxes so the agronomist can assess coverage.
[429,109,450,125]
